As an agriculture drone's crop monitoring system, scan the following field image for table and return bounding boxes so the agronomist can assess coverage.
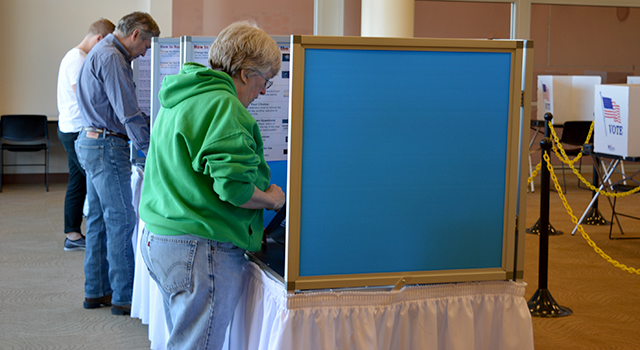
[132,252,534,350]
[572,148,640,236]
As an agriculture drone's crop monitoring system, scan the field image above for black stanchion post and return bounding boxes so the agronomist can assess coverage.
[527,113,564,236]
[527,136,572,317]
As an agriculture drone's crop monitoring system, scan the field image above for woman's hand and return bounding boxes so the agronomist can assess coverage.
[265,184,285,211]
[240,184,285,211]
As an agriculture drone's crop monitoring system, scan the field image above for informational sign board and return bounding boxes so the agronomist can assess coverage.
[179,36,291,226]
[594,84,640,157]
[248,36,291,226]
[130,49,151,164]
[132,49,151,117]
[180,36,216,67]
[274,35,531,292]
[537,75,601,124]
[247,36,290,163]
[150,37,181,126]
[179,36,290,162]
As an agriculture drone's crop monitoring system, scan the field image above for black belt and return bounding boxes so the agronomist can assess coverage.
[82,127,129,141]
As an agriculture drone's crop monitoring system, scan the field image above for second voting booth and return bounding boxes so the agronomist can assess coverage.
[593,84,640,157]
[132,35,535,349]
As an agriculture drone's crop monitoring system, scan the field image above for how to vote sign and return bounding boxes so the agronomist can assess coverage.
[594,84,640,157]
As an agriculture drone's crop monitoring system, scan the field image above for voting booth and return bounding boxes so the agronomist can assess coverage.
[249,35,532,292]
[132,34,535,350]
[627,76,640,84]
[594,84,640,157]
[537,75,601,124]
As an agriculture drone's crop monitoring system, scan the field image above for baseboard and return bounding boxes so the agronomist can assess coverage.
[2,173,69,184]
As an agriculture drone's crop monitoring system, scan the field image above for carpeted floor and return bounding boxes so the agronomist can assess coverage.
[0,182,151,350]
[1,167,640,349]
[523,166,640,350]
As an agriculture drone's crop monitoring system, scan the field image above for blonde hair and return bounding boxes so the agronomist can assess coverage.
[208,20,281,79]
[88,18,115,37]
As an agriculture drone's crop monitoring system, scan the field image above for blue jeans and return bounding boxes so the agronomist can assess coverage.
[140,228,246,350]
[75,131,135,306]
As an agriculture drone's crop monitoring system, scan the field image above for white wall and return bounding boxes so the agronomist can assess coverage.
[0,0,171,173]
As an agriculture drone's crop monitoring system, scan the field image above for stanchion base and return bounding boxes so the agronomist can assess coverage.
[528,288,573,317]
[584,207,611,226]
[526,219,564,236]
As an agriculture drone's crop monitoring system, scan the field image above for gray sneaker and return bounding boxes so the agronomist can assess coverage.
[64,237,86,251]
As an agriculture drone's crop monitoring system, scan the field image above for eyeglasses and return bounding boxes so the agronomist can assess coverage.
[254,70,274,90]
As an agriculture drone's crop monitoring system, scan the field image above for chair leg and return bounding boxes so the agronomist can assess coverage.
[45,148,49,191]
[561,163,567,194]
[0,149,3,192]
[576,157,584,189]
[609,196,620,239]
[609,195,634,239]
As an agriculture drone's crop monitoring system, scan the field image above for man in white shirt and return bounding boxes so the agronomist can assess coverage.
[56,18,115,251]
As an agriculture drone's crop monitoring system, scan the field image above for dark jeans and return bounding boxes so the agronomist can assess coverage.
[57,128,86,234]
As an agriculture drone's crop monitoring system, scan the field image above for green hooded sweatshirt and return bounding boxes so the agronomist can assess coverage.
[139,62,269,252]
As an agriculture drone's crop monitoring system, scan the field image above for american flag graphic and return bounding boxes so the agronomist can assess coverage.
[542,84,550,102]
[602,96,622,123]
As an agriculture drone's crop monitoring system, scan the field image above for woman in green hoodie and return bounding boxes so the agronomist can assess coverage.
[138,21,285,350]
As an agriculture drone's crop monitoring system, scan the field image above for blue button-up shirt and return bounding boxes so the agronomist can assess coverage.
[77,33,150,154]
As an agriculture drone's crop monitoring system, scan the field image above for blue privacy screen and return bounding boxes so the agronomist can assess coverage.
[296,48,513,276]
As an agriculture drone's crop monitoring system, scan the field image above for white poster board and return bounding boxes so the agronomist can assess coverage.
[246,36,290,162]
[178,36,291,162]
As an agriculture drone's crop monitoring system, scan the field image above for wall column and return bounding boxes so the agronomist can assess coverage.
[361,0,414,37]
[511,0,531,40]
[315,0,344,36]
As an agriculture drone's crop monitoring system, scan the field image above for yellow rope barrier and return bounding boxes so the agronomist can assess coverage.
[528,161,541,185]
[542,151,640,275]
[525,120,638,273]
[547,122,640,198]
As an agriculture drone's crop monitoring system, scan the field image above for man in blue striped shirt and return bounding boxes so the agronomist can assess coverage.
[76,11,160,316]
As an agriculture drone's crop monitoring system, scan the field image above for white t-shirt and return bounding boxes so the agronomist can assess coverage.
[57,47,86,133]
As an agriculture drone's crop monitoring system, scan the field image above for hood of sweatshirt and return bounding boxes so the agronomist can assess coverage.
[158,62,237,109]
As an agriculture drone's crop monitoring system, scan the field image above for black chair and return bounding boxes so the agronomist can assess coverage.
[0,114,50,192]
[608,183,640,240]
[558,121,592,193]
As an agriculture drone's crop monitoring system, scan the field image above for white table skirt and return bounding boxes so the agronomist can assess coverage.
[132,254,534,350]
[229,263,534,350]
[131,220,169,349]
